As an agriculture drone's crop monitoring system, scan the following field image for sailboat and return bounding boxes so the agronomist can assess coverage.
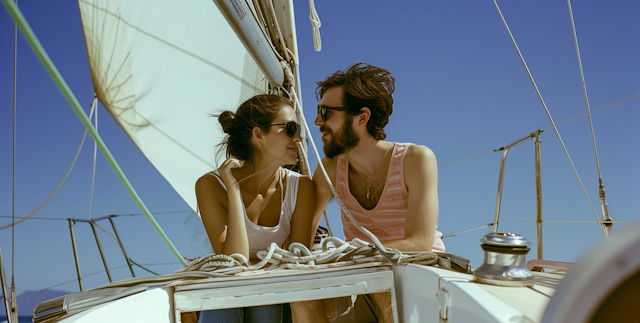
[1,0,638,322]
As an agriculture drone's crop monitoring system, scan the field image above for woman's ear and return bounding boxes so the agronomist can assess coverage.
[252,126,264,146]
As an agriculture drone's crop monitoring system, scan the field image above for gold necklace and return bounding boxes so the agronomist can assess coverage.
[348,143,393,199]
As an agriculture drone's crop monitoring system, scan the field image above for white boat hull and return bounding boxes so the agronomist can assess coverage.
[52,263,556,323]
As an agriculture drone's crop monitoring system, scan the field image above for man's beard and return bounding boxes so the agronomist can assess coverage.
[321,116,360,159]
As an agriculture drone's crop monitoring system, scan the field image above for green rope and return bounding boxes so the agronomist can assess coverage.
[1,0,187,266]
[128,258,160,276]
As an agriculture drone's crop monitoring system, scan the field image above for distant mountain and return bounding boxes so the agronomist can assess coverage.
[13,289,69,316]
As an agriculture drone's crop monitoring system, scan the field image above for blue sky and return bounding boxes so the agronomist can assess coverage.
[1,0,638,300]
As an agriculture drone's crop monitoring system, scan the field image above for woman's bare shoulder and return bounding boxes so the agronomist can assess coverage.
[195,172,227,201]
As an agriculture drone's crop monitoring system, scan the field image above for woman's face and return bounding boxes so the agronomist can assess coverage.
[261,105,301,165]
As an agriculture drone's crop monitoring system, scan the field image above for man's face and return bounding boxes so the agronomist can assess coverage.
[315,87,359,158]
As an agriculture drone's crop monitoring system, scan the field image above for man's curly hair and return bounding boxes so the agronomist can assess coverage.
[316,63,395,140]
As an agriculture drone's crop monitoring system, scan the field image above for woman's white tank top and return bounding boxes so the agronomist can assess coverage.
[206,167,301,259]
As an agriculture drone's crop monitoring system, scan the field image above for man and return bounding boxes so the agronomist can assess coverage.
[293,63,444,322]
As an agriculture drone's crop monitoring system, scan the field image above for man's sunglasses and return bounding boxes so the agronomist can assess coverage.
[317,105,347,122]
[270,121,301,137]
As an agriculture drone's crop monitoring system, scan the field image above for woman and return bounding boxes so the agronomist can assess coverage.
[195,95,315,323]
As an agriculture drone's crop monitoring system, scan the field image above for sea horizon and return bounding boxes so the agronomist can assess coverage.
[0,316,33,323]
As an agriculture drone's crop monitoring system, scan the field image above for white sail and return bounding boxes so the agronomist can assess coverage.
[78,0,280,211]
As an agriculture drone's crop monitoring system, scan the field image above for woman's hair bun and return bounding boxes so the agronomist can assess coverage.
[218,111,235,134]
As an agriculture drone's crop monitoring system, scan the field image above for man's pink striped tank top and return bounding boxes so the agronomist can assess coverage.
[336,142,445,252]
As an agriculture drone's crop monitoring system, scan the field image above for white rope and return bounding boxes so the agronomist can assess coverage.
[92,238,422,290]
[88,96,98,220]
[175,237,437,276]
[308,0,322,51]
[296,141,333,235]
[85,97,120,243]
[279,61,308,152]
[492,0,603,234]
[279,61,335,235]
[266,0,291,62]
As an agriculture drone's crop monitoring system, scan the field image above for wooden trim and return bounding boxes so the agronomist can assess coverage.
[527,259,572,272]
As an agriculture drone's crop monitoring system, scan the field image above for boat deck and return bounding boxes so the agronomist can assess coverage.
[41,262,567,323]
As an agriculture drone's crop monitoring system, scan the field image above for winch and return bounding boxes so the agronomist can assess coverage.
[473,232,534,287]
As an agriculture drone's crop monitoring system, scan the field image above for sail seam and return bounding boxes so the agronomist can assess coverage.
[79,0,263,94]
[3,0,187,265]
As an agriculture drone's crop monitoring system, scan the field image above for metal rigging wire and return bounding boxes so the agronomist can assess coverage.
[11,1,18,320]
[0,107,96,231]
[544,93,640,131]
[492,0,604,234]
[0,210,192,222]
[443,219,636,238]
[567,0,602,183]
[12,0,17,291]
[435,91,638,168]
[436,92,638,168]
[12,261,180,299]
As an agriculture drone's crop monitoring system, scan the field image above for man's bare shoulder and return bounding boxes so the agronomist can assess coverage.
[403,144,438,194]
[297,174,315,192]
[320,156,338,169]
[319,156,338,179]
[405,144,437,169]
[313,156,339,192]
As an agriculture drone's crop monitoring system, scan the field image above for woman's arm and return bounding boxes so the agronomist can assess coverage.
[195,158,250,258]
[289,175,316,248]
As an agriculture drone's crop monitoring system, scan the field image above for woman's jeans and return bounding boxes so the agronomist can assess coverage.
[198,304,283,323]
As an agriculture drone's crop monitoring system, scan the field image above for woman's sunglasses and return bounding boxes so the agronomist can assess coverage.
[270,121,301,137]
[317,105,347,122]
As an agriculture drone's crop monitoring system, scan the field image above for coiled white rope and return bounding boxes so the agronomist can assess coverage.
[308,0,322,51]
[91,237,439,290]
[175,237,437,277]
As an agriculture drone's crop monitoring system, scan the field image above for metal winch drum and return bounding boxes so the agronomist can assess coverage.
[473,232,535,287]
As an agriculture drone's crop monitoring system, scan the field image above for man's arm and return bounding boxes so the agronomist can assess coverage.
[382,145,438,252]
[289,176,316,247]
[310,158,337,238]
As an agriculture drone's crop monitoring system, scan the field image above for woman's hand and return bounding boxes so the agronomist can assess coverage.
[218,157,244,191]
[195,156,250,259]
